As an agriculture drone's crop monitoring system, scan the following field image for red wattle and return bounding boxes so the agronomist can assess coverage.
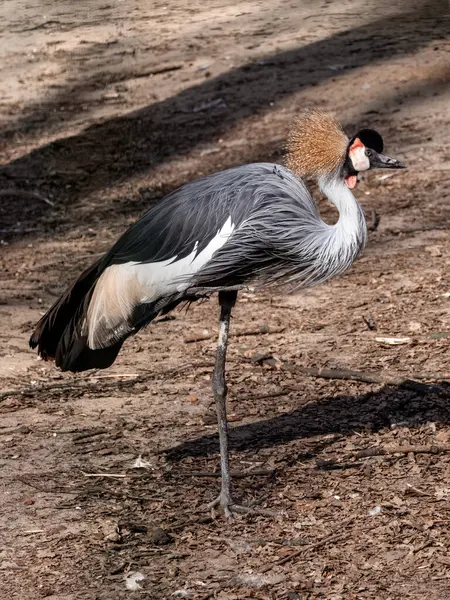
[345,175,357,189]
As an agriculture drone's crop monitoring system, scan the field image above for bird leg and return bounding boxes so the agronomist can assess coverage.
[208,290,239,518]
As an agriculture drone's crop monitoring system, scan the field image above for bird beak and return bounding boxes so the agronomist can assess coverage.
[370,151,407,170]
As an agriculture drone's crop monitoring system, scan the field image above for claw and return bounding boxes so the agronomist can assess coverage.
[208,492,269,519]
[208,490,234,519]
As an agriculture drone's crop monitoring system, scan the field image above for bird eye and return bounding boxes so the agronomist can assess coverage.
[366,149,373,158]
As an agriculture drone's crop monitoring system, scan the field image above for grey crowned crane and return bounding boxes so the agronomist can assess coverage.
[30,110,406,517]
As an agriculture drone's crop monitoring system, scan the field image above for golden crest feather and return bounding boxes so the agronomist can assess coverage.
[285,109,349,178]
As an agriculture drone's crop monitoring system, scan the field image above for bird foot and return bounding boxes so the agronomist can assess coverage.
[208,491,264,519]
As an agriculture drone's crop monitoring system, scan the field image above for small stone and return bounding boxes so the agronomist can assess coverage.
[148,527,173,545]
[368,505,382,516]
[125,571,146,591]
[408,321,422,333]
[425,245,442,257]
[436,430,450,443]
[98,448,114,455]
[102,521,121,543]
[103,91,120,100]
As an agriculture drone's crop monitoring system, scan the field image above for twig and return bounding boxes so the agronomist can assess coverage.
[15,19,61,32]
[81,485,162,502]
[22,529,45,535]
[184,325,285,343]
[0,425,30,436]
[316,458,363,470]
[298,366,397,385]
[277,532,347,564]
[16,477,77,494]
[132,63,183,78]
[297,366,441,394]
[303,11,366,20]
[109,562,128,575]
[0,381,88,402]
[77,444,113,455]
[54,427,91,434]
[184,333,212,343]
[72,428,108,442]
[3,363,443,405]
[252,536,309,547]
[413,371,450,381]
[316,444,450,469]
[179,469,274,478]
[413,540,433,554]
[233,326,285,338]
[356,444,450,458]
[0,189,55,207]
[81,472,126,478]
[367,209,381,232]
[269,303,297,309]
[260,532,347,572]
[0,227,39,234]
[88,373,139,379]
[405,483,433,498]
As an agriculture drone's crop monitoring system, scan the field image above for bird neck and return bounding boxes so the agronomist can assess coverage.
[317,175,367,266]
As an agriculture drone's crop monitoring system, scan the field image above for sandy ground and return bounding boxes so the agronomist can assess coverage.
[1,1,450,598]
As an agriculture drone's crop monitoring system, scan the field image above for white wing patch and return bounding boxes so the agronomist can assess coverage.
[133,215,236,298]
[86,216,235,349]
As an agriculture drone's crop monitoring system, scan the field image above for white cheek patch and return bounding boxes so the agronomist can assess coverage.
[349,145,370,172]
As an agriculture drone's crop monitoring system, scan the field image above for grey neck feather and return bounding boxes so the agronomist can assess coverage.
[251,171,368,290]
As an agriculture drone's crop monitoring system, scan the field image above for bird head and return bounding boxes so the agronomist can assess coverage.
[285,109,406,188]
[343,128,406,188]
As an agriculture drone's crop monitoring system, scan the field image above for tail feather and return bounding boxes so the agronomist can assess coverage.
[29,259,130,372]
[56,335,124,372]
[29,260,191,373]
[54,288,125,372]
[30,261,101,361]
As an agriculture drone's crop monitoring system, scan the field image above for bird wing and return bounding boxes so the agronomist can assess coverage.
[185,166,324,290]
[87,164,289,348]
[30,163,320,369]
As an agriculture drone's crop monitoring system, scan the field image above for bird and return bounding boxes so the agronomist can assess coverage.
[30,109,406,517]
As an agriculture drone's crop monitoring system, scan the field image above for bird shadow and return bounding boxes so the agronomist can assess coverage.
[164,381,450,461]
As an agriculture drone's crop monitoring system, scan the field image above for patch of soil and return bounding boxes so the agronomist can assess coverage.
[1,1,449,599]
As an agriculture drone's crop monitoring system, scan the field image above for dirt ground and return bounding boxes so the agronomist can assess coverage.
[1,1,450,598]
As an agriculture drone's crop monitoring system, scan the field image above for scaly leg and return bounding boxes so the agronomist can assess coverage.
[207,291,275,518]
[207,290,239,518]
